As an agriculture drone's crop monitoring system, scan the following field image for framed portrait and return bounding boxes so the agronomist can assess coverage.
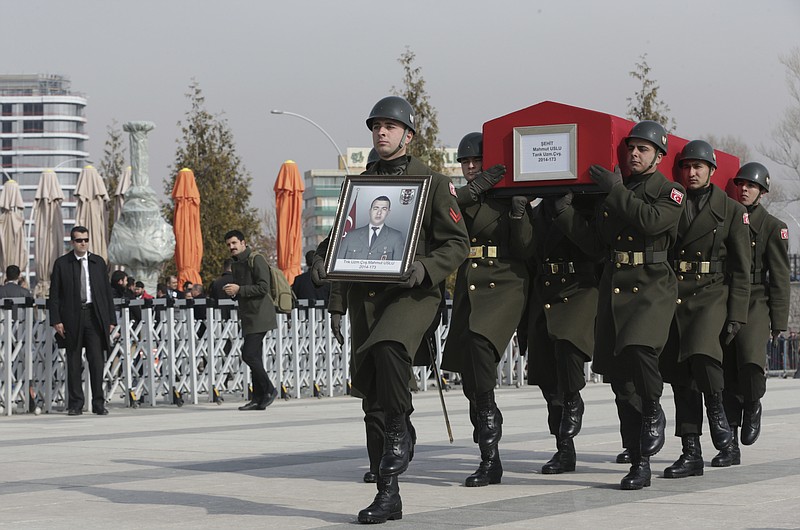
[325,175,431,282]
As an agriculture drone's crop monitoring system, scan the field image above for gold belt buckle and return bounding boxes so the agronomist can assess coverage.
[548,263,559,274]
[699,262,711,274]
[468,246,482,259]
[615,251,630,265]
[678,261,693,272]
[486,246,497,258]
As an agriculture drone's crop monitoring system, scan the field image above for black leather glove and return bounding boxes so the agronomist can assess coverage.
[310,253,327,287]
[398,261,426,288]
[468,164,506,199]
[724,321,743,345]
[330,313,344,346]
[553,191,574,216]
[589,164,622,193]
[510,196,528,219]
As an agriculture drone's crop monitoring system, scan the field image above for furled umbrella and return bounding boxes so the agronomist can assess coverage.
[273,160,305,285]
[171,168,203,288]
[113,166,132,224]
[33,170,65,297]
[0,179,27,280]
[74,165,110,260]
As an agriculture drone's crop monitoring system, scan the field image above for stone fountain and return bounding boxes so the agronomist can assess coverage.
[108,121,175,294]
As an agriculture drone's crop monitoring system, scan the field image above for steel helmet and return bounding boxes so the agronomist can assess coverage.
[734,162,770,192]
[625,120,668,154]
[457,132,483,162]
[680,140,717,169]
[366,96,416,134]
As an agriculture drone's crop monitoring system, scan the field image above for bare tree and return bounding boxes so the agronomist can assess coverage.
[626,54,677,132]
[759,47,800,179]
[702,134,751,164]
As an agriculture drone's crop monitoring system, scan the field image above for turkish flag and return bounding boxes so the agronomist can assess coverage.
[343,190,358,238]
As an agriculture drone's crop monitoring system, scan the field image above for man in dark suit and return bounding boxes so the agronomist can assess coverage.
[337,196,406,261]
[50,226,117,416]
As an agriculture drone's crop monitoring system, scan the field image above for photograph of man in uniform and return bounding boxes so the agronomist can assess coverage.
[337,196,406,262]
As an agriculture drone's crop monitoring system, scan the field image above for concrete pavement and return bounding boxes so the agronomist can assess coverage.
[1,379,798,529]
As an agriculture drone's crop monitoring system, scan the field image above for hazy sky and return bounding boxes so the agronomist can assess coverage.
[6,0,800,235]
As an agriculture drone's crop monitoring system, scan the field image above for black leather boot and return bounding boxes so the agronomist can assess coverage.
[406,412,417,462]
[559,392,585,440]
[542,437,576,474]
[357,475,402,524]
[620,449,651,490]
[640,400,666,457]
[711,426,741,467]
[465,444,503,487]
[379,413,412,477]
[616,449,631,464]
[705,392,733,451]
[469,398,479,444]
[663,434,704,478]
[363,414,384,483]
[476,390,503,447]
[741,400,762,446]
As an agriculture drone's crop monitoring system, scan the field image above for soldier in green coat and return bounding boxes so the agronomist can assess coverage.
[713,162,790,467]
[515,192,602,475]
[441,132,529,487]
[312,96,469,524]
[658,140,751,480]
[555,120,685,490]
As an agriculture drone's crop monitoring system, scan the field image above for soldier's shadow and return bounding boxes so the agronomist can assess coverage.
[407,447,627,489]
[115,444,637,492]
[77,485,353,523]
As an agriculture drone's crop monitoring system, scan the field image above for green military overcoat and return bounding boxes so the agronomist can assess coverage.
[441,195,529,373]
[555,171,685,375]
[727,204,790,369]
[321,156,469,394]
[520,200,601,386]
[659,185,751,383]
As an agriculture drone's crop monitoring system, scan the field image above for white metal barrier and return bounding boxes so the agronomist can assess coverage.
[0,297,528,415]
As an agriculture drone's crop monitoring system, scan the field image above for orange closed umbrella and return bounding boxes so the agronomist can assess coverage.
[273,160,305,285]
[171,168,203,288]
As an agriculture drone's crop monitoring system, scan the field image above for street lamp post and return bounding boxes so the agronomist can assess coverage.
[270,109,351,174]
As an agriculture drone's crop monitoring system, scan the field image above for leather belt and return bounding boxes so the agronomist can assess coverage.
[468,245,498,259]
[81,303,93,310]
[611,250,668,266]
[540,261,595,275]
[751,271,768,284]
[673,260,724,274]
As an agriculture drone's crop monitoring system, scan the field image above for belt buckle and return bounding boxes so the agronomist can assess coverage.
[679,261,693,272]
[699,262,710,274]
[615,251,630,265]
[548,263,559,274]
[468,246,482,259]
[486,246,497,258]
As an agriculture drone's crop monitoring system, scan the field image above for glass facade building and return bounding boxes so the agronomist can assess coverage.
[0,74,90,281]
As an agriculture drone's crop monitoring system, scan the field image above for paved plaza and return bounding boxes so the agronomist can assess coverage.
[1,378,798,529]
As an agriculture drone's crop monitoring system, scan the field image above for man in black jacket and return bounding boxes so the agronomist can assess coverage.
[50,226,117,415]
